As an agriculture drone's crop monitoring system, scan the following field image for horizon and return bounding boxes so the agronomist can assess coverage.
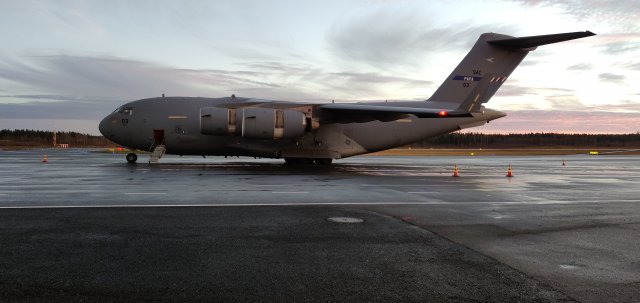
[3,128,639,137]
[1,1,639,135]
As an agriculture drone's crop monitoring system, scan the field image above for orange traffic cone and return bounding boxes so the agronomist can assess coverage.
[452,164,459,177]
[506,164,513,177]
[42,153,48,163]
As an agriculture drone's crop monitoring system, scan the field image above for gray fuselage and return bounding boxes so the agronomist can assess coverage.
[98,96,505,159]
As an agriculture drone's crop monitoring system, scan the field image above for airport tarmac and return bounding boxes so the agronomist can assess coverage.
[0,149,639,302]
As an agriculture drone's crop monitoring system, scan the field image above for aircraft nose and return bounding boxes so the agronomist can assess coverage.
[98,116,110,137]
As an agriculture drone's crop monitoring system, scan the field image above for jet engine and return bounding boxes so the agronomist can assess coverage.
[200,107,306,139]
[200,107,237,136]
[242,108,306,140]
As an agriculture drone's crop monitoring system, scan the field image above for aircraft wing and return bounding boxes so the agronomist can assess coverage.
[318,103,472,123]
[318,74,493,123]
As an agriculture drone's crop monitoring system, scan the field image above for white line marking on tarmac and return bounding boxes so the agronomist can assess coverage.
[362,184,435,187]
[271,191,309,194]
[407,192,439,194]
[1,199,640,209]
[252,185,289,187]
[125,192,167,195]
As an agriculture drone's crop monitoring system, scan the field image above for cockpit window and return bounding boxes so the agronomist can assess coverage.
[114,106,133,115]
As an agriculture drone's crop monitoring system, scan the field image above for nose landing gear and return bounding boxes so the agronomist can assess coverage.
[126,153,138,163]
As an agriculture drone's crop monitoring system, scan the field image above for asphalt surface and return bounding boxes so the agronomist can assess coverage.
[0,207,568,302]
[1,149,639,302]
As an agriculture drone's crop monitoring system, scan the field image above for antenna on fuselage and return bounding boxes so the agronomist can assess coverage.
[162,93,165,98]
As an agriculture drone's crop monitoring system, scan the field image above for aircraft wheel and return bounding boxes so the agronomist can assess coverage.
[126,153,138,163]
[314,158,333,165]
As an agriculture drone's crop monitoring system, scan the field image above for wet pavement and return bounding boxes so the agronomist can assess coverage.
[1,149,639,302]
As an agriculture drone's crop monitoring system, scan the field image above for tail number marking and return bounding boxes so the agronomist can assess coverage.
[453,75,482,81]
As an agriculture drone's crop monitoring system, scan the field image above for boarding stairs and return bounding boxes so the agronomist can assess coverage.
[148,145,166,164]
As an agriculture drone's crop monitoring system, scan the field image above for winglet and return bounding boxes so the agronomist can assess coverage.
[487,31,595,49]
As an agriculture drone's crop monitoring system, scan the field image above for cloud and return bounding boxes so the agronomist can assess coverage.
[598,72,626,83]
[0,55,336,103]
[519,60,540,67]
[478,110,640,134]
[0,54,436,123]
[626,62,640,71]
[330,72,430,87]
[0,94,114,102]
[0,55,288,121]
[603,100,640,112]
[327,9,515,68]
[599,40,640,54]
[0,100,113,119]
[544,94,584,109]
[567,63,592,70]
[0,55,221,100]
[237,61,432,100]
[497,84,533,97]
[512,0,640,31]
[577,33,640,57]
[496,84,574,98]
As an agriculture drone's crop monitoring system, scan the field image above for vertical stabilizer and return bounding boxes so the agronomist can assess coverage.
[428,31,595,108]
[456,73,493,113]
[428,33,527,105]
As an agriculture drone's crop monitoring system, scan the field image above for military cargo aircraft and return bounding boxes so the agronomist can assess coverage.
[99,31,594,164]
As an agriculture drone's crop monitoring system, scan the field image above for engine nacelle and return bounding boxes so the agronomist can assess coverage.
[242,108,306,140]
[200,107,237,136]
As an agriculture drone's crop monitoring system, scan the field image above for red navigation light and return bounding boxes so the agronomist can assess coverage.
[117,147,123,151]
[438,110,448,117]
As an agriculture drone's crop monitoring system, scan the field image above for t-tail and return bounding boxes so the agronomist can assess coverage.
[429,31,595,110]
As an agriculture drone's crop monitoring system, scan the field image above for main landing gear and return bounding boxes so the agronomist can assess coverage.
[284,158,333,165]
[126,153,138,164]
[314,158,333,165]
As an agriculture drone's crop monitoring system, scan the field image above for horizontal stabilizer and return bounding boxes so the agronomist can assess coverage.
[488,31,595,49]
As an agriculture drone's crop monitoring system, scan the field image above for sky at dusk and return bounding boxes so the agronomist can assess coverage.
[0,0,639,135]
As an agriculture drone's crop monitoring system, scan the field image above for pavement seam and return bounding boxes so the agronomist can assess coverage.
[348,206,583,303]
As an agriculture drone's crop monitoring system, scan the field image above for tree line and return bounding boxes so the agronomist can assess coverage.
[0,129,110,147]
[411,132,640,148]
[1,129,639,148]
